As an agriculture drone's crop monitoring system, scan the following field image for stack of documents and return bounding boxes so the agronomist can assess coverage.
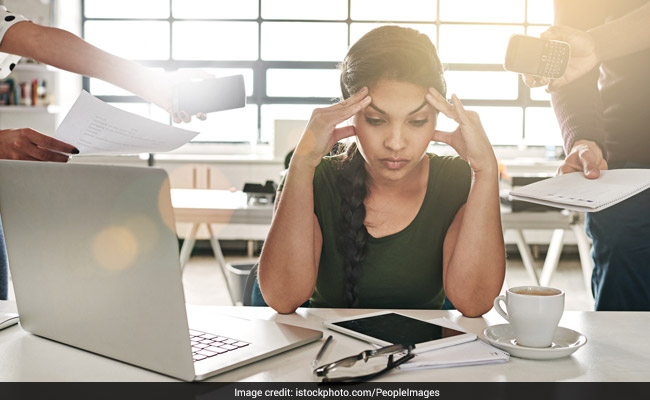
[509,169,650,212]
[400,318,509,370]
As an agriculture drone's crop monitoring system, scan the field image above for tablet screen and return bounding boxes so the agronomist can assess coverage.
[332,313,465,346]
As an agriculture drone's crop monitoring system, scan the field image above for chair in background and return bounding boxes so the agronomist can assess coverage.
[241,264,451,310]
[241,262,310,307]
[242,262,267,306]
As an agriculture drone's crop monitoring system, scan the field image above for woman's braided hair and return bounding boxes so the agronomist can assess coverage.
[336,26,446,307]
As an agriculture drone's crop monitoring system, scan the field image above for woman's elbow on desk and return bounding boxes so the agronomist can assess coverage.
[454,301,494,318]
[258,270,313,314]
[263,292,309,314]
[267,302,300,315]
[451,285,503,318]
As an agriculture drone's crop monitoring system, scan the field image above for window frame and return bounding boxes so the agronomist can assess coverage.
[80,0,554,149]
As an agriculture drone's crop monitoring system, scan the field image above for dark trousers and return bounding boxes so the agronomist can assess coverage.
[585,162,650,311]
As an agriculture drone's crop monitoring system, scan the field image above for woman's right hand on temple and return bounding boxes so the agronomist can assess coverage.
[293,87,371,168]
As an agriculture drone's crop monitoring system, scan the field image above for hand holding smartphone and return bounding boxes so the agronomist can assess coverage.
[172,75,246,116]
[504,34,571,79]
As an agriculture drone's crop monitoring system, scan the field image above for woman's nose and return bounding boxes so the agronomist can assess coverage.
[384,127,407,151]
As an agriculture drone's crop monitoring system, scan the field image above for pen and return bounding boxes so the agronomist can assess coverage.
[311,335,333,369]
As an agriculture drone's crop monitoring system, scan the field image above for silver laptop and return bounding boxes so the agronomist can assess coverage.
[0,160,321,381]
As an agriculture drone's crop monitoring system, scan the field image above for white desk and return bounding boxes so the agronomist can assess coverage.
[1,301,649,382]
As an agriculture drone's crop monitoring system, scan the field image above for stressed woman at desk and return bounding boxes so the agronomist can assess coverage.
[258,26,505,316]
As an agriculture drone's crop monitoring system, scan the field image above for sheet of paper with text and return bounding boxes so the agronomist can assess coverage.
[53,90,198,155]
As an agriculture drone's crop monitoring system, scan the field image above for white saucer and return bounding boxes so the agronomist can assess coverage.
[482,324,587,360]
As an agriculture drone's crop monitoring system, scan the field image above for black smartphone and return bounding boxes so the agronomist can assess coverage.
[504,34,570,78]
[172,75,246,115]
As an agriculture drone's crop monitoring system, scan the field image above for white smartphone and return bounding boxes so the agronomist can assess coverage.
[323,311,476,353]
[504,34,570,79]
[172,75,246,115]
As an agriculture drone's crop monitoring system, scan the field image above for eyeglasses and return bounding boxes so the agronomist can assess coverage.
[313,343,414,383]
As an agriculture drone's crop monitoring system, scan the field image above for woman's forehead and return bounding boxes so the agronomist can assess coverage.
[367,79,432,115]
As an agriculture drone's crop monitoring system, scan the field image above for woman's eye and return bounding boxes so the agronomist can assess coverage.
[410,119,429,127]
[365,117,385,126]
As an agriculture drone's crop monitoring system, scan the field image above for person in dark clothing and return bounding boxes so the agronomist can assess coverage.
[527,0,650,310]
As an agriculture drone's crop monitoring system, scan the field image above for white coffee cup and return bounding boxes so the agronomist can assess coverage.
[493,286,565,348]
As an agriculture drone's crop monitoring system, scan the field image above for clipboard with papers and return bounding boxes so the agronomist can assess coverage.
[509,169,650,213]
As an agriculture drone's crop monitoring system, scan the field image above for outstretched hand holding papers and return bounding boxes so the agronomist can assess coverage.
[53,91,199,155]
[510,169,650,212]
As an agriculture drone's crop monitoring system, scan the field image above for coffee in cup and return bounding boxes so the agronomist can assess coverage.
[512,287,559,296]
[493,286,565,348]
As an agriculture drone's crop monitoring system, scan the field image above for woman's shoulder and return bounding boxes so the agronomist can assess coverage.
[309,155,344,199]
[313,155,345,215]
[319,154,345,167]
[424,154,471,207]
[0,7,29,80]
[0,7,29,38]
[314,154,345,180]
[427,153,471,176]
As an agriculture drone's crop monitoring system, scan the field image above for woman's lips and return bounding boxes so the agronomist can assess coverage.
[381,158,409,170]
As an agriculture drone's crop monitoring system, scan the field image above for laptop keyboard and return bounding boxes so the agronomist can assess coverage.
[189,329,251,362]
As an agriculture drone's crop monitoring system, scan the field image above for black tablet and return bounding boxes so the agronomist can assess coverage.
[324,311,476,353]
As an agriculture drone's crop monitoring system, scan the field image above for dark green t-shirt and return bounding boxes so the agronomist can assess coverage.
[310,154,471,309]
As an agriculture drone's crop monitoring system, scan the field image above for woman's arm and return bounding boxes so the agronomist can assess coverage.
[259,157,323,314]
[1,21,209,122]
[442,172,505,317]
[259,89,371,313]
[426,90,505,317]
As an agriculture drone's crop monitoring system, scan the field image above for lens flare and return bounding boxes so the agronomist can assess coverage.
[92,226,138,271]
